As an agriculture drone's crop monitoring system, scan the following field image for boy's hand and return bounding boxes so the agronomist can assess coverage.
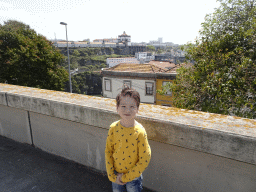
[115,173,127,185]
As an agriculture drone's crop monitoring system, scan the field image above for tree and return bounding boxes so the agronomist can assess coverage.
[67,71,102,95]
[0,20,69,91]
[146,45,155,52]
[73,49,80,57]
[156,48,164,54]
[157,0,256,119]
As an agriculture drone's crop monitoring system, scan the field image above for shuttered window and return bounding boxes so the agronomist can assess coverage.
[145,82,154,95]
[105,79,111,91]
[123,80,131,88]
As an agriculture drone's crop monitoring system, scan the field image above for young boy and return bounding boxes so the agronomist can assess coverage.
[105,85,151,192]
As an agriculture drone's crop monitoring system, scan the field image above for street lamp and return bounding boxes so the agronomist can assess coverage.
[60,22,72,93]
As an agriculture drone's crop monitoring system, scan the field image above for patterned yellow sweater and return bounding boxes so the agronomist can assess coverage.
[105,120,151,183]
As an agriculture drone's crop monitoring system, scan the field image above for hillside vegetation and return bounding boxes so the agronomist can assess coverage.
[58,47,132,72]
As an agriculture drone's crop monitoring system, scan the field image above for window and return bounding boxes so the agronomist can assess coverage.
[123,80,131,88]
[145,82,154,95]
[104,79,111,91]
[162,81,172,96]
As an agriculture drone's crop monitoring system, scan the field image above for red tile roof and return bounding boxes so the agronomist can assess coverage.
[164,63,194,73]
[104,63,169,73]
[104,63,194,74]
[148,61,175,70]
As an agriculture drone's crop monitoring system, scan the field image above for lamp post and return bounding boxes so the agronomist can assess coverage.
[60,22,72,93]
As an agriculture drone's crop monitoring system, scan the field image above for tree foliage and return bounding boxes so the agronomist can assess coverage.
[158,0,256,119]
[0,20,68,91]
[146,45,155,52]
[67,71,102,95]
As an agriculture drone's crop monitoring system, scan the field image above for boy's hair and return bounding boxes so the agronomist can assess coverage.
[116,84,140,108]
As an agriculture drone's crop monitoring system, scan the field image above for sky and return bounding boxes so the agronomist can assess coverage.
[0,0,220,45]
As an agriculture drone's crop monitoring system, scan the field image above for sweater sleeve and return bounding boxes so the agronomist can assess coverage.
[105,128,117,183]
[121,130,151,183]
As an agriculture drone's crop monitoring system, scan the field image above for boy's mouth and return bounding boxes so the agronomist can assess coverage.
[124,114,131,116]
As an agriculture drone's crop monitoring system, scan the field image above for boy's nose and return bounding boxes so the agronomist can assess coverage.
[125,108,131,113]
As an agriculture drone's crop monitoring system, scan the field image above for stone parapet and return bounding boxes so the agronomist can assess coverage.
[0,83,256,165]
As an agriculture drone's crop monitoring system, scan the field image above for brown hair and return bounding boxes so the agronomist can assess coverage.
[116,84,140,108]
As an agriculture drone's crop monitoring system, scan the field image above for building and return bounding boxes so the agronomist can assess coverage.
[106,57,140,68]
[92,32,131,44]
[93,38,119,43]
[101,63,181,106]
[135,52,155,62]
[118,31,131,43]
[54,41,72,47]
[154,54,173,62]
[103,43,117,48]
[73,41,88,48]
[89,42,104,47]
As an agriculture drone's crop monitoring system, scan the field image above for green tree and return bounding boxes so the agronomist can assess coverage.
[146,45,155,52]
[0,20,68,91]
[156,48,164,54]
[67,71,102,95]
[157,0,256,119]
[73,49,80,57]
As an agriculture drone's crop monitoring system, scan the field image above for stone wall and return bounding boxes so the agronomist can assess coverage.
[0,83,256,192]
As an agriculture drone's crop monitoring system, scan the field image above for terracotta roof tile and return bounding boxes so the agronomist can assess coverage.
[105,63,168,73]
[164,63,194,73]
[148,61,175,70]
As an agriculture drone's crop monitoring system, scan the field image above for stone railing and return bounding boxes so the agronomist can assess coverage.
[0,83,256,192]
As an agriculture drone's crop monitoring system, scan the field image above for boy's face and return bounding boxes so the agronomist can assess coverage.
[117,96,139,122]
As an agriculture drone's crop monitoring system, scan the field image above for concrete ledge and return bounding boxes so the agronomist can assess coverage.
[0,83,256,166]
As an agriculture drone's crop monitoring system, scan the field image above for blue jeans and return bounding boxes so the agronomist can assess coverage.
[112,173,143,192]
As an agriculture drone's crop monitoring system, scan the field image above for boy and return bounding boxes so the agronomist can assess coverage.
[105,84,151,192]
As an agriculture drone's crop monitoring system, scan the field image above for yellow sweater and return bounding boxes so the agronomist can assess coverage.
[105,120,151,183]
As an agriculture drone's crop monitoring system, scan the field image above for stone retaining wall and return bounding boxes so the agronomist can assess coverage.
[0,83,256,192]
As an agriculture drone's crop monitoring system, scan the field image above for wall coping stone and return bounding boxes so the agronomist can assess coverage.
[0,83,256,165]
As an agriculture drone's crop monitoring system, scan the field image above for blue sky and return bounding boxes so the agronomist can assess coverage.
[0,0,220,44]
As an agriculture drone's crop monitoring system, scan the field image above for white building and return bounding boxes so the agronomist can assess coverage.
[118,31,131,42]
[101,63,164,104]
[73,42,88,48]
[89,42,104,47]
[106,57,139,68]
[93,38,119,43]
[135,52,147,59]
[104,43,117,48]
[92,32,131,44]
[102,77,156,104]
[54,41,72,47]
[135,52,155,62]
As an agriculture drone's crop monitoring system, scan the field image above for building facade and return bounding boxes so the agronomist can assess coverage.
[135,52,155,62]
[118,31,131,42]
[101,63,177,106]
